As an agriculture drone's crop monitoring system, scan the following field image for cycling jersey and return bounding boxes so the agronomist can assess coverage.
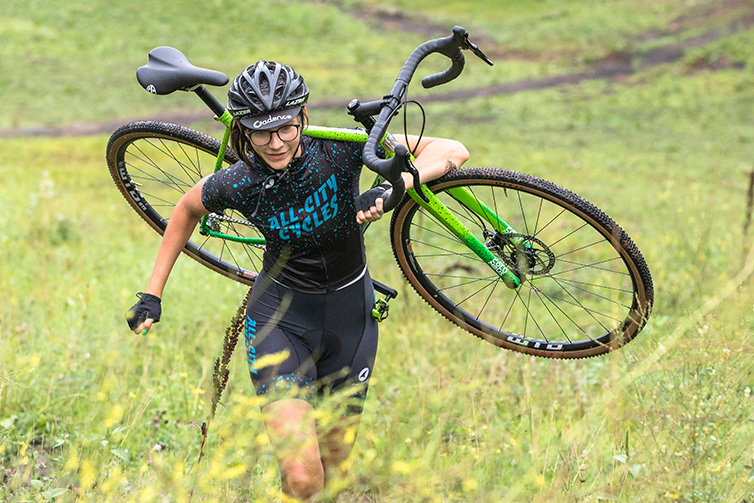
[201,135,366,293]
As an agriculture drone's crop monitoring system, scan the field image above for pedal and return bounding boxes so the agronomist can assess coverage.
[372,298,391,322]
[371,279,398,322]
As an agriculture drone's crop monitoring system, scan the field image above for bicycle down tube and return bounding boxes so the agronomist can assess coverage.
[403,186,522,289]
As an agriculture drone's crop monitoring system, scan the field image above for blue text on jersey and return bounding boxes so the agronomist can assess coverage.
[268,174,339,240]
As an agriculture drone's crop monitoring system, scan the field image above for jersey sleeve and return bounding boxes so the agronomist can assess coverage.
[321,139,363,173]
[201,162,253,214]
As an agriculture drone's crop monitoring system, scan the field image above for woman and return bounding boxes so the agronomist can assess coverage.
[126,60,469,501]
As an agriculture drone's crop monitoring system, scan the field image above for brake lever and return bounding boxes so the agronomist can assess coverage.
[463,33,494,66]
[406,159,429,203]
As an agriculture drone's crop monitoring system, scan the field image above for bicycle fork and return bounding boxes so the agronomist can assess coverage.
[406,186,522,289]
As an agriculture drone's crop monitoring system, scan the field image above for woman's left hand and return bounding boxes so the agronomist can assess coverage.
[355,183,390,224]
[356,196,384,224]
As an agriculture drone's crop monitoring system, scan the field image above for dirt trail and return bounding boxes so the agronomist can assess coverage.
[2,0,751,138]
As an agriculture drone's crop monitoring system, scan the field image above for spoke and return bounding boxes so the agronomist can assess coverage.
[531,195,544,235]
[528,283,589,340]
[532,275,622,330]
[556,237,610,258]
[537,274,633,311]
[546,223,589,251]
[499,282,520,332]
[440,276,501,313]
[132,189,182,210]
[219,236,239,266]
[447,185,492,233]
[412,215,465,244]
[472,277,502,321]
[426,273,499,292]
[517,190,531,236]
[549,256,631,278]
[225,220,263,268]
[409,237,483,262]
[125,156,192,196]
[522,278,535,336]
[528,285,572,341]
[129,141,199,192]
[531,207,569,240]
[149,138,204,181]
[547,275,634,296]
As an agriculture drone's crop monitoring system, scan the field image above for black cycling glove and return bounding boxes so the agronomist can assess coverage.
[355,183,392,213]
[125,292,162,331]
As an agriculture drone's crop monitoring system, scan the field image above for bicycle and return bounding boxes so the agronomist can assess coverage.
[107,26,654,359]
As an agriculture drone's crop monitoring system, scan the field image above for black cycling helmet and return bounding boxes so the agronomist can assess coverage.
[227,60,309,130]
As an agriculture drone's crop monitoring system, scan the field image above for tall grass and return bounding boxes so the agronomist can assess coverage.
[3,0,754,501]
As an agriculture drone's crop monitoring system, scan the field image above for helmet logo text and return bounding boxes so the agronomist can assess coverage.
[253,113,292,129]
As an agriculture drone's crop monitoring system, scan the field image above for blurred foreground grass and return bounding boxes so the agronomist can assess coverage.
[3,0,754,501]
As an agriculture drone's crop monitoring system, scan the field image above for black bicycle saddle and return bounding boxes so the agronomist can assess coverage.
[136,46,229,95]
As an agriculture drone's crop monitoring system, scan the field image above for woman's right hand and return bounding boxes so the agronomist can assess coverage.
[126,292,162,335]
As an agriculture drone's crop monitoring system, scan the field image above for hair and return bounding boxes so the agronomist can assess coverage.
[230,108,308,167]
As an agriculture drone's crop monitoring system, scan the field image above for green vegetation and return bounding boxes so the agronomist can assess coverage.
[2,0,754,501]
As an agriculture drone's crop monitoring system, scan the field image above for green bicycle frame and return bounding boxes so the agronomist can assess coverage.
[199,117,521,288]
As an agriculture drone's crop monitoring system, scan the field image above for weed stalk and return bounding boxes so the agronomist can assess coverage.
[190,286,253,500]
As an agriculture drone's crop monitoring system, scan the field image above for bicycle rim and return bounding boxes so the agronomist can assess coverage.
[106,121,262,285]
[391,167,653,358]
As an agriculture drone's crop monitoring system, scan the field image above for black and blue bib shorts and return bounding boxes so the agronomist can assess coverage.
[244,269,378,414]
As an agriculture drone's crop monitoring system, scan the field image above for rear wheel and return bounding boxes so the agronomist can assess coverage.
[390,167,653,358]
[106,121,262,285]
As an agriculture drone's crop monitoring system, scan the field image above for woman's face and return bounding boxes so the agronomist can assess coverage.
[246,113,304,171]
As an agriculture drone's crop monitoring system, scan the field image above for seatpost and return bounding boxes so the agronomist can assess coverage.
[194,86,227,118]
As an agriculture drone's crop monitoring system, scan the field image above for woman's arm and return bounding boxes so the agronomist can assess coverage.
[134,177,211,334]
[395,134,470,188]
[356,135,469,224]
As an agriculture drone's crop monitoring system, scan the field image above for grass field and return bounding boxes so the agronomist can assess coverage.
[2,0,754,501]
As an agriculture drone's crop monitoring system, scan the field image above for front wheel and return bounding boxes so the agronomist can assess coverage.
[106,121,263,285]
[390,167,653,359]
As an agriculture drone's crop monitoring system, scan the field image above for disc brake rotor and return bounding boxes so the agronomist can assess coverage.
[486,232,556,277]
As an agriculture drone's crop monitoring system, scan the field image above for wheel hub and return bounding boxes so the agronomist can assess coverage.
[485,232,556,278]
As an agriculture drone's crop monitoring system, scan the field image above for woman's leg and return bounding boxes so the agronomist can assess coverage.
[246,278,324,500]
[247,271,378,499]
[263,399,358,501]
[263,398,325,500]
[316,270,379,489]
[318,413,362,481]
